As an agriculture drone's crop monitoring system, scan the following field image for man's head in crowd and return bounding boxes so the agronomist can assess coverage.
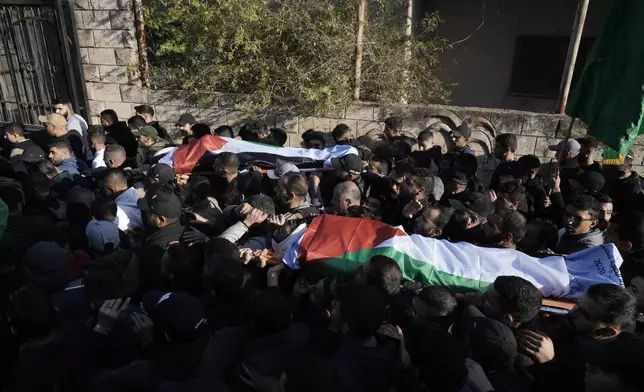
[104,144,126,168]
[239,121,269,142]
[445,170,468,196]
[138,191,183,231]
[332,123,352,143]
[53,97,75,119]
[568,283,636,340]
[191,123,211,140]
[91,196,118,222]
[135,125,159,148]
[141,291,207,344]
[369,156,391,177]
[134,104,156,123]
[331,154,362,181]
[483,209,526,249]
[607,210,644,255]
[520,218,559,255]
[415,205,454,238]
[101,169,129,196]
[88,126,106,152]
[176,113,196,136]
[594,193,613,230]
[494,133,517,161]
[4,122,26,144]
[617,161,634,180]
[39,113,67,137]
[549,138,581,165]
[100,109,119,127]
[569,170,606,194]
[161,242,203,294]
[577,137,599,167]
[477,275,542,329]
[127,115,146,131]
[517,154,541,180]
[86,219,120,256]
[48,139,73,166]
[213,152,240,184]
[275,172,308,210]
[301,129,326,150]
[384,116,403,139]
[451,124,472,148]
[495,180,525,212]
[332,180,361,214]
[358,255,402,299]
[417,128,434,151]
[213,125,234,138]
[400,167,434,204]
[565,194,600,235]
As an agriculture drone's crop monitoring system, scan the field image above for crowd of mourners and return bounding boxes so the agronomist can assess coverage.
[2,98,644,392]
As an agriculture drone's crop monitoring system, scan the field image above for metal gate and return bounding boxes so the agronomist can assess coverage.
[0,0,85,125]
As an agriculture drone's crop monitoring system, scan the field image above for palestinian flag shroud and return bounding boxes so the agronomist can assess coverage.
[158,135,358,174]
[282,215,624,299]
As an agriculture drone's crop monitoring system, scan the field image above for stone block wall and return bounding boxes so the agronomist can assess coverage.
[74,0,145,124]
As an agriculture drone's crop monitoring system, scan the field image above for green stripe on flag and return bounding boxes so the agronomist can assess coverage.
[304,247,489,294]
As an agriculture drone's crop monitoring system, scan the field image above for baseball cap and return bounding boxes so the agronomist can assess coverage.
[548,139,581,156]
[133,125,158,140]
[148,163,175,183]
[469,317,518,371]
[330,154,363,176]
[448,192,493,218]
[137,191,182,219]
[141,291,206,342]
[38,113,67,128]
[569,170,606,193]
[451,124,472,138]
[449,170,469,187]
[267,162,300,180]
[176,113,196,126]
[85,220,120,252]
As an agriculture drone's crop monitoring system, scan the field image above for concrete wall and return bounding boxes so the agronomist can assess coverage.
[422,0,612,112]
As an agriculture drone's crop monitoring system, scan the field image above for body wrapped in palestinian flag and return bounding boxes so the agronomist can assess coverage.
[158,135,358,174]
[282,215,624,299]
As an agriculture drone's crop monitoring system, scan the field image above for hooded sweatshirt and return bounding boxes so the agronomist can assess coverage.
[58,157,80,176]
[556,228,605,254]
[114,187,143,232]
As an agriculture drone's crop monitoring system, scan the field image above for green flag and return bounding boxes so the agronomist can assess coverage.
[566,0,644,164]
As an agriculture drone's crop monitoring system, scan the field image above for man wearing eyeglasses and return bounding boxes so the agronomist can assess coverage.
[556,194,604,255]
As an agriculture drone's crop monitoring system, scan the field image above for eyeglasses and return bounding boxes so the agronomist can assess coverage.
[565,213,595,226]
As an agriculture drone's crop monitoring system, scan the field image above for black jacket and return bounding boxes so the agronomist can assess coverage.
[612,172,644,211]
[137,221,185,293]
[105,122,138,158]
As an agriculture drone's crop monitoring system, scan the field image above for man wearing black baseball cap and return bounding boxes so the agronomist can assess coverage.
[451,124,475,155]
[176,113,196,145]
[137,191,185,292]
[317,154,364,206]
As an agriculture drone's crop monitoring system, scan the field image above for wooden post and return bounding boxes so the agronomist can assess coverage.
[353,0,366,100]
[557,0,590,114]
[402,0,413,104]
[133,0,150,88]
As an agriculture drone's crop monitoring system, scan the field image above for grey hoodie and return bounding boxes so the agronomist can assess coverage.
[557,228,605,255]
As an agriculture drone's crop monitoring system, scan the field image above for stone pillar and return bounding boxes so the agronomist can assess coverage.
[74,0,147,124]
